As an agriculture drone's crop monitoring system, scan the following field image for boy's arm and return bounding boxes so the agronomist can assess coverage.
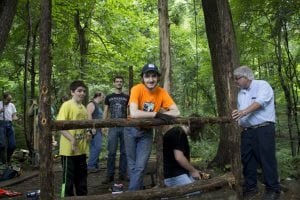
[60,130,76,152]
[103,105,109,119]
[86,102,97,135]
[12,112,18,120]
[86,102,95,120]
[174,150,200,179]
[161,104,180,117]
[129,102,156,118]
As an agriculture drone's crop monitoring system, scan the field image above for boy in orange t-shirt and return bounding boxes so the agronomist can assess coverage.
[124,63,180,191]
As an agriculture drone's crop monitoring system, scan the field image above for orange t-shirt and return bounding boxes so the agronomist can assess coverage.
[129,83,175,112]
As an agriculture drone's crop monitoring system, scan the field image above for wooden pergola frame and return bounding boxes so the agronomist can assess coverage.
[38,0,242,199]
[43,117,235,199]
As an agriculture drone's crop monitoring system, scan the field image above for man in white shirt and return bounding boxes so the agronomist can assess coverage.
[0,92,18,164]
[232,66,280,200]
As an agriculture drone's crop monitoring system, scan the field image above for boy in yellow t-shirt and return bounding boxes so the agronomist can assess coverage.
[57,80,89,197]
[125,63,180,191]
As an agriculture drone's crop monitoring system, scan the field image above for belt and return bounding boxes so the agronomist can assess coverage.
[0,120,12,125]
[243,122,273,131]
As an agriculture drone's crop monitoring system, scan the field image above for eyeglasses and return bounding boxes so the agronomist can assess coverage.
[235,76,244,81]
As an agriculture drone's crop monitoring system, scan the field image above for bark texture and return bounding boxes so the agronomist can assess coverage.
[202,0,242,198]
[39,0,54,199]
[52,116,232,131]
[0,0,18,55]
[66,173,235,200]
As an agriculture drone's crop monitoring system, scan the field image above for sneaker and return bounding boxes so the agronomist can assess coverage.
[102,176,114,184]
[243,186,258,197]
[111,183,124,194]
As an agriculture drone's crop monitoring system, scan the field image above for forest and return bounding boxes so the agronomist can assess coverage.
[0,0,299,199]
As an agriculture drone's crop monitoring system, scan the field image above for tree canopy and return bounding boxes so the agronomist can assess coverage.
[0,0,299,151]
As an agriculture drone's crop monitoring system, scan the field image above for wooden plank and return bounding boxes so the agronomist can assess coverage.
[65,173,235,200]
[52,117,232,131]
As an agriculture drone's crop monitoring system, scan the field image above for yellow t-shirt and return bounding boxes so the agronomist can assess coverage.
[57,99,88,156]
[129,83,175,112]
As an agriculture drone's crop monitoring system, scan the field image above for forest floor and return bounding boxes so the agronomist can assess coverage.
[0,157,299,199]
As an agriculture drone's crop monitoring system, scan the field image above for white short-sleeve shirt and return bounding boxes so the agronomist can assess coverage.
[0,101,17,121]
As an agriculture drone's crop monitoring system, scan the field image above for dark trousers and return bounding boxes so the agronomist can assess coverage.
[0,122,16,164]
[61,155,87,196]
[241,123,280,192]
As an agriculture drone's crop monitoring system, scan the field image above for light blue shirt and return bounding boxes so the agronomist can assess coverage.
[237,80,275,127]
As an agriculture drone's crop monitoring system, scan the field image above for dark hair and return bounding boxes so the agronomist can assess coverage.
[93,92,102,99]
[188,113,204,142]
[61,95,70,103]
[3,92,11,99]
[113,75,124,82]
[69,80,87,92]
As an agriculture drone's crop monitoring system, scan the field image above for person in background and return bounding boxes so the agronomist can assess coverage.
[28,99,39,166]
[28,98,58,166]
[163,124,202,187]
[232,66,281,200]
[86,91,104,173]
[57,80,90,197]
[60,95,70,104]
[125,63,180,191]
[102,76,129,184]
[0,92,18,165]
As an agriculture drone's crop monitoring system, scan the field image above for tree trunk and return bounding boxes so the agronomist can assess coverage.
[0,0,18,55]
[39,0,54,199]
[202,0,242,198]
[157,0,172,188]
[30,22,39,99]
[274,13,296,156]
[74,10,88,80]
[24,0,33,157]
[158,0,171,91]
[128,66,133,94]
[28,22,39,163]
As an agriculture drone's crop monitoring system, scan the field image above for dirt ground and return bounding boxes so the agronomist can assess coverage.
[0,161,299,199]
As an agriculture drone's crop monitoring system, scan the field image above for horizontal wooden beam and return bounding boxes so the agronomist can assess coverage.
[65,173,235,200]
[51,117,232,131]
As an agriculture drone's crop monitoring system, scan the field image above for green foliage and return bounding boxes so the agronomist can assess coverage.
[276,138,300,179]
[189,135,300,180]
[277,151,300,179]
[0,0,299,180]
[190,139,217,162]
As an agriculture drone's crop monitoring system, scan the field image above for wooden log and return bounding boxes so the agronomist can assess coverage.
[52,116,232,131]
[66,173,235,200]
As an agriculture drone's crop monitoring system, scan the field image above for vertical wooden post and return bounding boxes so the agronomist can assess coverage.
[128,66,133,95]
[157,0,171,188]
[154,128,164,188]
[39,0,54,199]
[202,0,242,198]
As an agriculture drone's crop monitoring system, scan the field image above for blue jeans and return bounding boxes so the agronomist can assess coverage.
[0,122,16,163]
[107,127,127,177]
[87,129,102,169]
[164,174,194,187]
[164,174,201,196]
[124,127,153,191]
